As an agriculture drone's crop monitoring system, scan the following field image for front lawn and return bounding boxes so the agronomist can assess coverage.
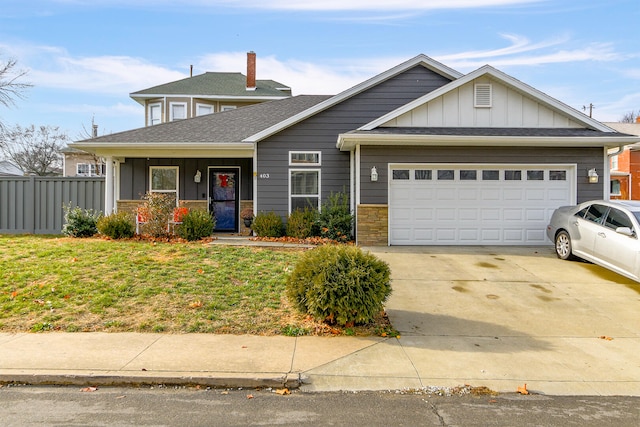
[0,236,391,336]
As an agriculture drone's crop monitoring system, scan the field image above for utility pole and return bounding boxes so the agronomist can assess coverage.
[583,103,594,118]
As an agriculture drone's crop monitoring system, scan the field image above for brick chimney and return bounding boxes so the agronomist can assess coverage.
[246,51,256,91]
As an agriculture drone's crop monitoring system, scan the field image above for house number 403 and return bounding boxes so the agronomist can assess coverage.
[259,173,270,179]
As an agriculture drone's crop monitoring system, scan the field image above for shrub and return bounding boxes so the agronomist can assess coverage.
[139,192,175,237]
[97,211,135,239]
[61,204,101,237]
[286,245,392,326]
[286,208,318,239]
[317,192,353,241]
[177,209,215,241]
[252,211,284,237]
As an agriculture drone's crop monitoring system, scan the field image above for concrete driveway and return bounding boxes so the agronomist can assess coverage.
[376,245,640,395]
[303,245,640,395]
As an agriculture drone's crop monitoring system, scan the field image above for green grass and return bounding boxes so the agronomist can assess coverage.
[0,235,304,334]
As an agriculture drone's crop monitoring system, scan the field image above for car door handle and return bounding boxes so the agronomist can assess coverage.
[598,232,606,238]
[572,221,579,226]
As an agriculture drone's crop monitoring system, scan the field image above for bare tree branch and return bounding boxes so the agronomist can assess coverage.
[0,124,68,176]
[0,56,33,133]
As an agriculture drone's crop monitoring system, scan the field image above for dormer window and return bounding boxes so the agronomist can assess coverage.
[170,102,187,121]
[148,103,161,126]
[474,83,492,108]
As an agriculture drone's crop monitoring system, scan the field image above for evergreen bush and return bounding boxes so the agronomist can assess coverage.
[286,208,318,239]
[317,192,353,241]
[61,204,101,237]
[252,211,284,237]
[97,211,135,239]
[177,209,215,241]
[286,245,392,326]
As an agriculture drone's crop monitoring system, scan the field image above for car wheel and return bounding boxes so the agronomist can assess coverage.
[555,230,573,260]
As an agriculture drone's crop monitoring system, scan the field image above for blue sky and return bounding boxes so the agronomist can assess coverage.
[0,0,638,139]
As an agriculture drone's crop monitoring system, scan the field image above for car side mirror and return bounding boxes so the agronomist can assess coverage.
[615,226,635,237]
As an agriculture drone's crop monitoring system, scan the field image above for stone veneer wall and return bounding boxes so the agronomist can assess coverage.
[356,204,388,246]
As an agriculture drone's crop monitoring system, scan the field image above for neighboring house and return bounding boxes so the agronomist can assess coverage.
[130,52,292,126]
[603,122,640,200]
[61,146,106,177]
[0,160,22,176]
[71,54,640,246]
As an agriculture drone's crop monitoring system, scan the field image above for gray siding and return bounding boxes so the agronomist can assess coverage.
[119,158,253,201]
[0,177,105,234]
[359,146,605,204]
[257,66,453,216]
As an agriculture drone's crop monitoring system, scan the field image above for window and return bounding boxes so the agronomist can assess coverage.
[611,179,621,196]
[460,170,477,180]
[290,170,320,212]
[474,83,492,107]
[611,155,619,170]
[505,170,521,180]
[170,102,187,121]
[437,170,454,180]
[392,170,410,180]
[150,166,179,204]
[148,103,161,126]
[549,170,567,181]
[603,208,633,231]
[482,170,499,180]
[527,170,544,181]
[583,204,608,224]
[290,151,321,166]
[221,105,236,112]
[196,104,214,116]
[76,163,105,177]
[415,170,432,180]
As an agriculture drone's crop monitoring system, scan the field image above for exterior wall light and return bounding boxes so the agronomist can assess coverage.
[194,170,202,183]
[370,166,378,182]
[588,168,599,184]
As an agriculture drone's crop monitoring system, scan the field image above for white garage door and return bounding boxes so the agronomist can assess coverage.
[389,164,575,245]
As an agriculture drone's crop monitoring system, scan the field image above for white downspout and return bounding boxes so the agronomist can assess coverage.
[105,156,114,214]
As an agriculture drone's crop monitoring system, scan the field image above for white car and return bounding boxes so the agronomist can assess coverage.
[546,200,640,282]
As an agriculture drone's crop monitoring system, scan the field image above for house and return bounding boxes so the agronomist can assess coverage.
[0,160,22,176]
[71,54,640,245]
[603,122,640,200]
[129,52,292,126]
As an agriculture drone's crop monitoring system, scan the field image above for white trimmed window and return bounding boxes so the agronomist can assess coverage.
[289,169,320,212]
[76,163,105,177]
[148,103,162,126]
[611,155,619,170]
[289,151,321,166]
[196,104,214,116]
[221,105,236,112]
[169,102,187,121]
[150,166,179,204]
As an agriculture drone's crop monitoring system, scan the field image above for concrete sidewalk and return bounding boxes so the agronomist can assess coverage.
[1,244,639,396]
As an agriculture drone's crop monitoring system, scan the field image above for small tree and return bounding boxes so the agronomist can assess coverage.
[139,192,175,238]
[620,110,639,123]
[0,124,67,176]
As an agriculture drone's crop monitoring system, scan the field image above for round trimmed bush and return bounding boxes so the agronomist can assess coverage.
[177,209,215,241]
[61,204,101,237]
[286,245,391,326]
[97,211,135,239]
[252,211,284,237]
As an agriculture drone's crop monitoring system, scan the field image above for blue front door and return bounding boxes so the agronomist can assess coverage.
[209,168,239,232]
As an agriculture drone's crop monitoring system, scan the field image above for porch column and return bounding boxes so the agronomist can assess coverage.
[105,156,114,214]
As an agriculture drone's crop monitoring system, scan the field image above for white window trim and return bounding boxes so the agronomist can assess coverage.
[149,166,179,205]
[169,102,188,121]
[220,105,237,112]
[288,168,321,213]
[196,103,214,116]
[148,102,162,126]
[76,163,105,177]
[289,151,322,166]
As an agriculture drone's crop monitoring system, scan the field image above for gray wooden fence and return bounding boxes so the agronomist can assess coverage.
[0,176,105,234]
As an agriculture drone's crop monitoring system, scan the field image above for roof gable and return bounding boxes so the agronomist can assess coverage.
[360,65,613,132]
[243,54,463,143]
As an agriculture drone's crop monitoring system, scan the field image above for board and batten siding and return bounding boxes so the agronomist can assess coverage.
[256,65,454,216]
[119,157,253,201]
[359,146,605,204]
[384,77,583,129]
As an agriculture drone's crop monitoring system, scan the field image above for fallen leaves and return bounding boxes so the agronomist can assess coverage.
[599,335,614,341]
[81,386,98,392]
[275,388,290,395]
[517,384,529,395]
[189,300,203,309]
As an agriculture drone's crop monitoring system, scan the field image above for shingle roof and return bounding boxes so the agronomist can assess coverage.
[77,95,332,144]
[130,72,291,99]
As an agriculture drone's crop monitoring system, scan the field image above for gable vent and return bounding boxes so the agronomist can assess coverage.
[474,83,492,108]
